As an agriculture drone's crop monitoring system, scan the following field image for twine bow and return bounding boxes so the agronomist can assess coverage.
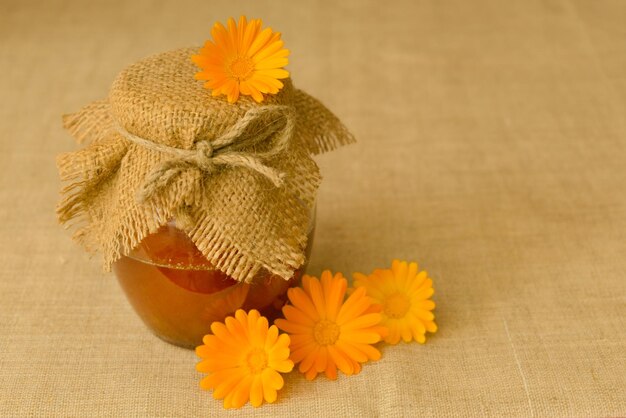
[114,105,295,203]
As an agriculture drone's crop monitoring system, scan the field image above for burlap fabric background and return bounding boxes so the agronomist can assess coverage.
[1,0,625,416]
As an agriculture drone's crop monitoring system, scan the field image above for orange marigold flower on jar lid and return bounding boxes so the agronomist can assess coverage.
[192,15,290,103]
[195,309,294,409]
[275,271,387,381]
[353,260,438,345]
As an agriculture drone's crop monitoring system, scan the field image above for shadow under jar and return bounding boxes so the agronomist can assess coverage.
[113,216,315,349]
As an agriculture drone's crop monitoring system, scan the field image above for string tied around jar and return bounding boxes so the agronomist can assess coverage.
[113,105,295,203]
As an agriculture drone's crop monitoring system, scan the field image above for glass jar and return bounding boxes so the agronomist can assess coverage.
[113,215,315,349]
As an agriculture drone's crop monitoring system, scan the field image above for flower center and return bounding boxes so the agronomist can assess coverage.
[384,292,411,319]
[245,348,268,374]
[313,319,340,346]
[228,56,255,81]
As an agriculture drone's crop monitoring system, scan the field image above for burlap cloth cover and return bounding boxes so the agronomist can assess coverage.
[56,48,354,283]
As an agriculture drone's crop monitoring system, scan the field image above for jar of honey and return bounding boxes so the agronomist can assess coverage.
[113,218,315,348]
[57,47,353,350]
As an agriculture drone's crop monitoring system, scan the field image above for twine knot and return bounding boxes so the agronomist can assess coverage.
[194,140,216,172]
[114,105,295,203]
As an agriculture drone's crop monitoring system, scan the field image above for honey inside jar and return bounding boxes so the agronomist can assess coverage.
[113,222,313,349]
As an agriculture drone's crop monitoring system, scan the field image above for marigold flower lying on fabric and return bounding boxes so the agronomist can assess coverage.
[191,15,290,103]
[275,271,387,380]
[195,309,294,409]
[353,260,437,344]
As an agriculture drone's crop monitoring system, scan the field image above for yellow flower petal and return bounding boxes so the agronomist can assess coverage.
[306,274,327,317]
[281,304,315,326]
[249,375,263,407]
[252,74,284,90]
[335,340,368,363]
[252,39,285,62]
[226,17,239,53]
[327,344,354,375]
[426,321,438,333]
[262,368,284,390]
[322,271,347,321]
[212,22,233,53]
[314,346,328,372]
[304,366,317,381]
[272,359,295,374]
[290,344,313,363]
[325,361,338,380]
[248,27,274,57]
[339,330,382,345]
[256,68,290,79]
[256,57,289,70]
[212,371,245,399]
[286,286,318,321]
[341,312,382,331]
[336,287,371,324]
[299,345,320,373]
[242,18,261,52]
[274,318,313,335]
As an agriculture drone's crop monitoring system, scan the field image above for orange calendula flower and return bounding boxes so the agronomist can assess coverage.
[353,260,437,345]
[195,309,294,409]
[191,16,290,103]
[275,271,386,380]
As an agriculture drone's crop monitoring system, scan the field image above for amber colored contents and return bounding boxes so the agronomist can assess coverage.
[113,223,313,349]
